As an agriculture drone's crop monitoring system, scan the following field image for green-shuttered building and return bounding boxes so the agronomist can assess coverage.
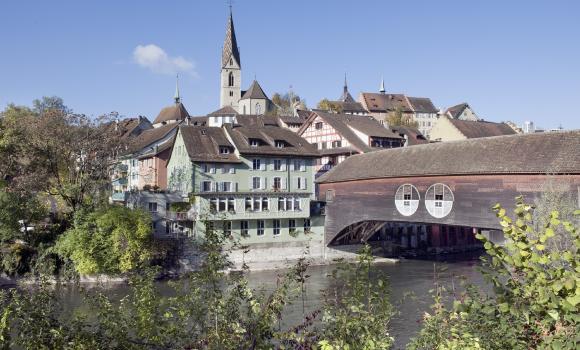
[166,115,324,250]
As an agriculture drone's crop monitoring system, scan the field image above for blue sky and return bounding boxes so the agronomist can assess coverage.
[1,0,579,129]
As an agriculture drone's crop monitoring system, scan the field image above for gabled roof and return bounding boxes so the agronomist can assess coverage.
[222,11,241,68]
[300,111,402,153]
[240,80,269,100]
[209,106,238,115]
[390,126,428,146]
[179,125,241,163]
[407,97,438,113]
[317,131,580,183]
[126,122,179,154]
[103,117,152,140]
[360,93,412,113]
[445,103,469,118]
[448,118,516,139]
[224,116,318,157]
[153,102,190,125]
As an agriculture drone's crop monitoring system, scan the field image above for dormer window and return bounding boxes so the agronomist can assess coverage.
[219,146,230,154]
[275,140,285,148]
[249,139,260,147]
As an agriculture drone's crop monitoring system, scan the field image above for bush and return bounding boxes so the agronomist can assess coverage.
[408,197,580,350]
[55,206,153,275]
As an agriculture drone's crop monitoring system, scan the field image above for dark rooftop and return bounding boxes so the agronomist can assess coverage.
[448,118,517,139]
[240,80,269,100]
[179,125,241,163]
[317,131,580,183]
[153,102,189,125]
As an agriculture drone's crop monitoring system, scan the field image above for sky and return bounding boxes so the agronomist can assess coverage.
[1,0,579,129]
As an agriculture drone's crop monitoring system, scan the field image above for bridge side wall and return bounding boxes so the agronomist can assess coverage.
[319,174,580,245]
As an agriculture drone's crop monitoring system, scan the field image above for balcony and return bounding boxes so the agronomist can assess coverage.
[166,211,196,221]
[111,192,128,202]
[207,209,309,220]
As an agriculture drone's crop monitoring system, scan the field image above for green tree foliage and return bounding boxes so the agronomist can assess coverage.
[408,197,580,350]
[316,98,343,114]
[1,226,395,349]
[55,206,154,275]
[271,91,307,116]
[385,107,418,128]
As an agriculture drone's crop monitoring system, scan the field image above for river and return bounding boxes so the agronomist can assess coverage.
[39,251,485,349]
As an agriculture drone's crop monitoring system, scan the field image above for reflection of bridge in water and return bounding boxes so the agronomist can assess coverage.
[316,131,580,252]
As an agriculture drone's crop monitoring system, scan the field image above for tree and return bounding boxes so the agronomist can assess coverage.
[55,206,154,275]
[316,98,343,113]
[385,107,418,128]
[408,197,580,350]
[271,91,307,116]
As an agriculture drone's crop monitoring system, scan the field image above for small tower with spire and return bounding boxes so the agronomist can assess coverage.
[379,76,386,94]
[340,73,355,102]
[174,74,181,103]
[220,6,242,110]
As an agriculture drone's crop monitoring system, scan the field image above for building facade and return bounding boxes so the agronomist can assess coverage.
[430,116,516,142]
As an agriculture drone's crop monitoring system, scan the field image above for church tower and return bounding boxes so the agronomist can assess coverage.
[220,9,242,110]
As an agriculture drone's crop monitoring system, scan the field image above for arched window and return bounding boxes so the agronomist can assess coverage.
[425,183,454,218]
[255,103,262,115]
[229,58,233,66]
[228,72,234,87]
[394,184,420,216]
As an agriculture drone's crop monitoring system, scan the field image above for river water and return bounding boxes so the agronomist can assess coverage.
[33,252,485,349]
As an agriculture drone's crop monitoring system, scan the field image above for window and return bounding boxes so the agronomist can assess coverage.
[206,221,215,232]
[221,182,233,192]
[256,103,262,115]
[289,219,296,234]
[395,184,420,216]
[273,177,281,190]
[219,147,230,154]
[202,163,209,173]
[425,183,454,218]
[273,219,280,236]
[257,220,265,236]
[223,221,232,236]
[275,140,285,148]
[229,166,235,174]
[250,139,260,147]
[321,142,328,150]
[262,197,269,211]
[274,159,282,171]
[245,197,252,211]
[202,181,213,192]
[229,58,233,66]
[148,202,157,213]
[331,140,342,148]
[209,198,217,213]
[315,122,323,130]
[294,160,305,172]
[228,72,234,87]
[227,197,235,212]
[278,197,286,211]
[240,220,249,236]
[325,189,335,202]
[253,197,261,211]
[297,177,307,190]
[311,142,318,149]
[304,219,311,233]
[252,176,261,190]
[252,158,261,170]
[218,198,226,212]
[229,91,233,97]
[293,198,301,211]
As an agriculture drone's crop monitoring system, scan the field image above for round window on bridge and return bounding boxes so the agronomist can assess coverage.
[395,184,420,216]
[425,183,454,218]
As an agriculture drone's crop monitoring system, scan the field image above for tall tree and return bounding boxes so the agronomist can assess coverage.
[271,91,306,116]
[316,98,343,113]
[385,107,418,128]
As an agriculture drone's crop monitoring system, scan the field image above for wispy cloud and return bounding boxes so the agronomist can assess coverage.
[133,44,197,77]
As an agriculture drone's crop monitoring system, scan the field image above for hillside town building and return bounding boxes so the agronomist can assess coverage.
[429,116,516,142]
[443,103,480,121]
[298,111,403,177]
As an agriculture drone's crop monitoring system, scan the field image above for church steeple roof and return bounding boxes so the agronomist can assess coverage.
[240,80,269,100]
[339,73,355,102]
[222,10,241,68]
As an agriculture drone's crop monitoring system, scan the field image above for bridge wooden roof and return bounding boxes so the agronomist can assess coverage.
[317,131,580,183]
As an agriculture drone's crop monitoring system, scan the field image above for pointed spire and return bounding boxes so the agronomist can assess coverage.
[174,74,180,103]
[339,73,355,102]
[343,73,348,95]
[222,7,241,68]
[379,76,385,94]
